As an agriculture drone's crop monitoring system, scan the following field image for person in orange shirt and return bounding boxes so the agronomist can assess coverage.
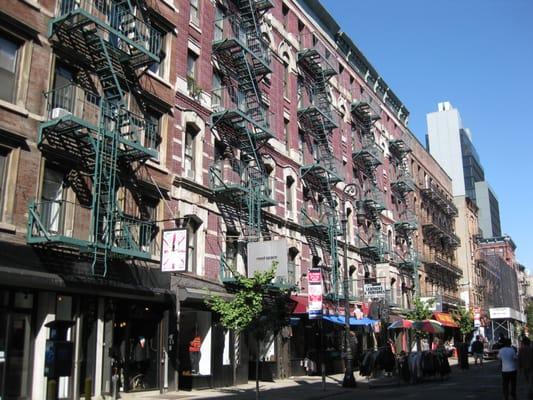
[189,335,202,374]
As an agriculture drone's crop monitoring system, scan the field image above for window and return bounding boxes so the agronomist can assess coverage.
[282,4,289,29]
[184,123,199,179]
[187,220,200,274]
[145,110,161,159]
[187,50,199,94]
[288,247,298,285]
[264,163,275,200]
[212,71,222,109]
[0,34,20,102]
[148,26,166,77]
[190,0,200,26]
[41,166,66,234]
[284,117,290,148]
[52,65,74,113]
[0,148,8,220]
[140,198,158,254]
[298,129,305,155]
[214,6,224,41]
[282,53,290,98]
[285,175,295,219]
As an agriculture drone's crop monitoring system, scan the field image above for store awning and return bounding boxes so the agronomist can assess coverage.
[433,312,458,328]
[290,295,308,314]
[323,315,377,326]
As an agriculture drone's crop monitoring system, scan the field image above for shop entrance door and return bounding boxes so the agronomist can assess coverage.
[0,292,33,400]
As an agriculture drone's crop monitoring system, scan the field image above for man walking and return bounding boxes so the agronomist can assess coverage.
[472,335,484,366]
[498,338,518,400]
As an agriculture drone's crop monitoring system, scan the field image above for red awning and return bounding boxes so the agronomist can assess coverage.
[433,312,459,328]
[290,295,308,314]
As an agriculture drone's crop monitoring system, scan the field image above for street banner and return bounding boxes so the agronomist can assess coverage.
[474,307,481,328]
[308,268,323,319]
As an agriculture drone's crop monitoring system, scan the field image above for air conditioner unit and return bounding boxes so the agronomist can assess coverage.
[51,107,71,119]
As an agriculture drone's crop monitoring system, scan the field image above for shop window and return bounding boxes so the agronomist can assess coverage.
[180,311,212,377]
[184,123,199,180]
[0,34,20,103]
[0,147,8,221]
[189,0,200,26]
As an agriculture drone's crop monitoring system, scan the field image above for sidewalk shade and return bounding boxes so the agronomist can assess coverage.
[323,315,377,326]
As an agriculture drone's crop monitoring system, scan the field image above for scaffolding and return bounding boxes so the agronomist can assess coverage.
[209,0,274,282]
[297,33,342,298]
[27,0,163,277]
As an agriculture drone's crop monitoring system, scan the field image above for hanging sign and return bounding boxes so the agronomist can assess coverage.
[160,228,188,272]
[308,268,323,320]
[364,283,386,299]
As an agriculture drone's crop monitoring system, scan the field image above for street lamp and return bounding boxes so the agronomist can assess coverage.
[341,183,358,388]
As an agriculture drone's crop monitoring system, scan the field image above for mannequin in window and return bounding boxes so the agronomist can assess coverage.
[189,330,202,375]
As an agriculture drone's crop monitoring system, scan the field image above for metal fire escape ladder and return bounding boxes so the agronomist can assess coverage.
[297,38,341,300]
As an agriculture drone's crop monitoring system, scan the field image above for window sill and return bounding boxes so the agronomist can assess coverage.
[161,0,177,12]
[189,21,202,34]
[0,99,29,117]
[0,222,16,234]
[147,70,173,89]
[146,159,170,174]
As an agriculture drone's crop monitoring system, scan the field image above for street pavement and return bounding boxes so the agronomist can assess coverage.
[140,359,530,400]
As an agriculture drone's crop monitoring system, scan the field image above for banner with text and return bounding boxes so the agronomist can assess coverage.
[308,268,323,319]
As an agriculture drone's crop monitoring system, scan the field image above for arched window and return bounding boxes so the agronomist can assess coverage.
[282,52,290,98]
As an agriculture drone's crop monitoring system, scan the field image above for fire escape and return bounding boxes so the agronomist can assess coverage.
[350,95,387,265]
[209,0,275,281]
[389,138,419,292]
[297,35,342,299]
[27,0,162,276]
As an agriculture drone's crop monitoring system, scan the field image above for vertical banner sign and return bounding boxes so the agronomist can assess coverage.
[474,307,481,328]
[308,268,323,320]
[160,228,188,272]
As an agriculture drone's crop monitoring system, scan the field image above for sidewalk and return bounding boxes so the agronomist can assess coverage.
[140,357,461,400]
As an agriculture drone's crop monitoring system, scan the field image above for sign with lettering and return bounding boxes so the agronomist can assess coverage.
[364,283,386,299]
[247,239,288,282]
[308,268,323,319]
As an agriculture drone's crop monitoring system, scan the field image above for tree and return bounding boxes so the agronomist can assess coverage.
[452,306,474,342]
[206,263,293,399]
[405,297,434,350]
[526,299,533,336]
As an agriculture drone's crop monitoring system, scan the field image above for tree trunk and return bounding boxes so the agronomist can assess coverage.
[256,336,260,400]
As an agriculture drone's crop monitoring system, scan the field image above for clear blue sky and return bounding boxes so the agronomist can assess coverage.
[321,0,533,270]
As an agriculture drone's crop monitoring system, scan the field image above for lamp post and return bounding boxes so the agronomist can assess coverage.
[341,183,357,388]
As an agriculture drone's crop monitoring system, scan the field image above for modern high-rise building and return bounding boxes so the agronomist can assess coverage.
[426,101,501,238]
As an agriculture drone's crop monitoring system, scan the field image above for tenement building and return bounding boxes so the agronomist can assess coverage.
[0,0,461,397]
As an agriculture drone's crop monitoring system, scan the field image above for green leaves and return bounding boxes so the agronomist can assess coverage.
[452,306,474,341]
[405,297,434,321]
[205,262,292,336]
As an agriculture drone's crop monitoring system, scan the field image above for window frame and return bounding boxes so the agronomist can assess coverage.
[0,147,9,221]
[189,0,200,26]
[0,32,21,104]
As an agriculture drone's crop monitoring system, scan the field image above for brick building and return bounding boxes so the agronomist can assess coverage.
[0,0,462,397]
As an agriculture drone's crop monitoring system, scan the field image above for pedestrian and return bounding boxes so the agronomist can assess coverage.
[498,338,518,400]
[472,335,484,367]
[517,336,533,398]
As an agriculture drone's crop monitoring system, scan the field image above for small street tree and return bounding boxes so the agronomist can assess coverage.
[405,297,434,350]
[452,306,474,342]
[206,263,293,399]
